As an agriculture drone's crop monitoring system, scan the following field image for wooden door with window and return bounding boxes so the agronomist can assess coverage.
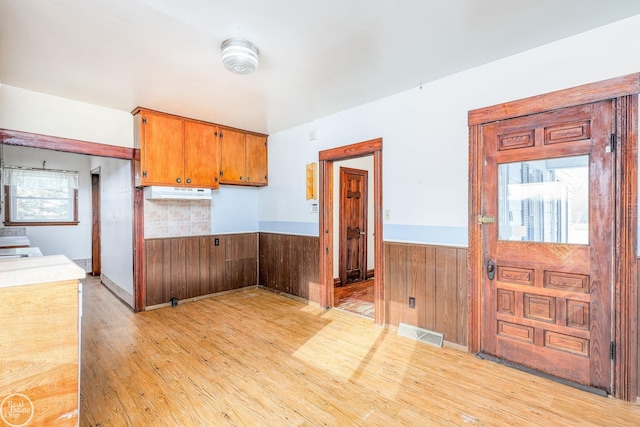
[339,167,368,286]
[481,101,614,391]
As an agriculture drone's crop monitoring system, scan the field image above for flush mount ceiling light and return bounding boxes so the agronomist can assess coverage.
[221,38,259,75]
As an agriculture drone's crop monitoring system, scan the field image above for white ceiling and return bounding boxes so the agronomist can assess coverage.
[2,1,640,135]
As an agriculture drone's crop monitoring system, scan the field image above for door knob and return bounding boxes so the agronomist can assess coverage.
[487,259,496,280]
[360,231,366,235]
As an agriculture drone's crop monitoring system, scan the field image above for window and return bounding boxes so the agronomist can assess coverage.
[3,167,79,226]
[497,156,588,244]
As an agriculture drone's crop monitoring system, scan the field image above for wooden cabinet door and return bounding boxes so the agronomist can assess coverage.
[184,121,220,188]
[141,111,184,186]
[220,128,246,184]
[245,134,268,185]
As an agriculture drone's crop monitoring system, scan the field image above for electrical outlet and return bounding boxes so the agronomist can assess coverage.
[409,297,416,309]
[214,238,220,246]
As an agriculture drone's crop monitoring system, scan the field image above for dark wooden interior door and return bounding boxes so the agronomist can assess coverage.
[339,167,368,286]
[481,101,614,391]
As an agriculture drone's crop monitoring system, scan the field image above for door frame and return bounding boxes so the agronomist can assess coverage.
[468,73,639,401]
[91,167,101,276]
[339,166,369,286]
[319,138,383,325]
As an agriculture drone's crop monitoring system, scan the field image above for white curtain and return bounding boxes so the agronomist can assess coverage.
[2,166,79,191]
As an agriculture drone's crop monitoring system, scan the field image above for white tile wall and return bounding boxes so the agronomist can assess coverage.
[144,199,211,238]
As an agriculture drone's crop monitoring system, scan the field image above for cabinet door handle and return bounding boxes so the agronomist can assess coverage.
[176,178,182,183]
[247,176,251,182]
[240,176,244,181]
[186,178,191,184]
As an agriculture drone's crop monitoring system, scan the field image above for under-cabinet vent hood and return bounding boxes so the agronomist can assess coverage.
[144,186,212,200]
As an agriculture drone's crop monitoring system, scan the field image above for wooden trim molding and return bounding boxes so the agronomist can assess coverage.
[133,186,145,312]
[468,73,639,401]
[613,94,638,400]
[319,138,384,325]
[0,129,134,159]
[467,124,483,354]
[468,73,640,125]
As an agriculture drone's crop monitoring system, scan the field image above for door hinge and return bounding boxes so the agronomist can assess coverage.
[477,215,495,224]
[610,133,616,152]
[142,171,147,178]
[610,341,616,360]
[142,117,147,124]
[220,170,224,176]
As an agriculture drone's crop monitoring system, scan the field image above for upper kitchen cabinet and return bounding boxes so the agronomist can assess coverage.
[133,108,220,188]
[220,128,268,186]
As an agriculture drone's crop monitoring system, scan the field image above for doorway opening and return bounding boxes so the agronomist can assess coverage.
[91,167,101,277]
[335,164,373,318]
[319,138,384,325]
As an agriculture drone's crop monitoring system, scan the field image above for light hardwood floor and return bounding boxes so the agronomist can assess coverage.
[80,277,640,426]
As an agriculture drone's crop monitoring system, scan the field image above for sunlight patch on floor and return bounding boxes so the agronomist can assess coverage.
[291,322,382,380]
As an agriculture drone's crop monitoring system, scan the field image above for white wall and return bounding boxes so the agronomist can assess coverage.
[211,186,260,234]
[91,156,134,302]
[261,14,640,247]
[1,146,92,260]
[0,85,133,148]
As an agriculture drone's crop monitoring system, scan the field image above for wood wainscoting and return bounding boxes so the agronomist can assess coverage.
[384,242,468,347]
[258,233,319,301]
[145,233,257,307]
[258,233,468,347]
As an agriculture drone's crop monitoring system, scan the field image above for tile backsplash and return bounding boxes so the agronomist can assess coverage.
[144,199,211,238]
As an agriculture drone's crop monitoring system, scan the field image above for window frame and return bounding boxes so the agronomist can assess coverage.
[3,181,79,227]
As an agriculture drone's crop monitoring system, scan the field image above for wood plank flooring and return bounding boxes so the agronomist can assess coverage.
[80,276,640,426]
[334,279,374,318]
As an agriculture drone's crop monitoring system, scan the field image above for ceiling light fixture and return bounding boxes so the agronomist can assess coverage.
[221,38,259,75]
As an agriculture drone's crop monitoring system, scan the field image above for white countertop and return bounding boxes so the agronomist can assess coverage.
[0,247,43,257]
[0,235,31,248]
[0,254,85,288]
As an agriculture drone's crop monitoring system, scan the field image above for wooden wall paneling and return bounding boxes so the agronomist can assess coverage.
[198,236,212,296]
[257,233,319,300]
[223,235,237,291]
[222,233,258,291]
[281,235,292,294]
[456,248,469,346]
[305,235,319,301]
[145,239,166,306]
[260,234,274,291]
[258,233,268,288]
[184,237,200,299]
[266,233,279,291]
[435,247,458,343]
[170,238,187,300]
[406,244,425,327]
[384,242,407,326]
[245,233,258,287]
[423,246,437,331]
[210,235,224,294]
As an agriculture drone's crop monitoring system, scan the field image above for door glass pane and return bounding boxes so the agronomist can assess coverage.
[498,156,588,244]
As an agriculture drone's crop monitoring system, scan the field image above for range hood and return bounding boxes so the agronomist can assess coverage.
[144,186,212,200]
